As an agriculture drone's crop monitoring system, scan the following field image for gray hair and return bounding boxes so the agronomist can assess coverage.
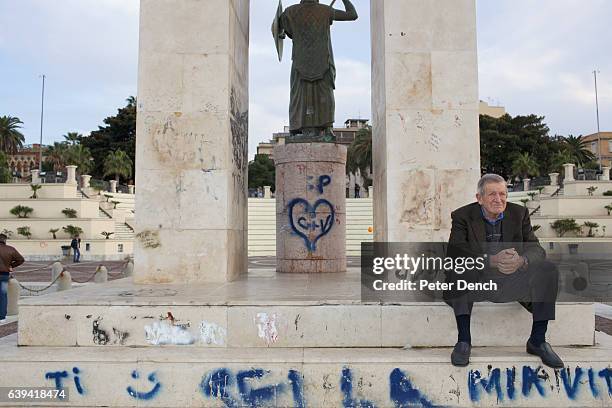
[477,174,506,196]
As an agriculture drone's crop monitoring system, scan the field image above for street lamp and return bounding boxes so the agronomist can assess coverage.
[39,74,46,171]
[593,69,601,170]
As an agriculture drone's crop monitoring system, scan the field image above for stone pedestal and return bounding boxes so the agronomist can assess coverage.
[264,185,271,198]
[602,166,611,181]
[274,143,346,273]
[134,0,249,283]
[128,185,135,194]
[81,174,92,189]
[370,0,480,242]
[109,180,118,193]
[30,169,40,184]
[564,163,575,181]
[523,178,531,191]
[65,165,77,185]
[549,172,559,186]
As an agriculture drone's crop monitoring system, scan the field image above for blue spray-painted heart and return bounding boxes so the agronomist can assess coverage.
[288,198,335,252]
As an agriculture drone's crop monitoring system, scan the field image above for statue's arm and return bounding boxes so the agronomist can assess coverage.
[332,0,358,21]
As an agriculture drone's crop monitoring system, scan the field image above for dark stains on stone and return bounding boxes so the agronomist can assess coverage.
[64,314,71,320]
[112,328,129,345]
[230,87,248,193]
[294,314,301,331]
[92,317,109,345]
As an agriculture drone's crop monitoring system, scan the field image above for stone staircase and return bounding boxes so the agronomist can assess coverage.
[4,273,608,407]
[114,221,134,240]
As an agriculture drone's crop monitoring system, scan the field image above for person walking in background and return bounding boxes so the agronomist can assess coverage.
[71,235,81,263]
[0,233,24,323]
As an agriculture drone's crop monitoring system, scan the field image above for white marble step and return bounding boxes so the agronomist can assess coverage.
[17,279,594,348]
[1,332,611,407]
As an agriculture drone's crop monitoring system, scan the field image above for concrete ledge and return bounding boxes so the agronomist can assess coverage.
[17,279,594,347]
[1,333,611,407]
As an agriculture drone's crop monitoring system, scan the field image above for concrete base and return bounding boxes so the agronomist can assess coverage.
[18,269,594,348]
[1,332,611,407]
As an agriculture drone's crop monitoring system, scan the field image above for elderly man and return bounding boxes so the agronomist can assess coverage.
[445,174,563,368]
[0,233,24,323]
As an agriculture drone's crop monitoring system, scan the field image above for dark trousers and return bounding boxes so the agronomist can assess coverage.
[0,274,9,319]
[447,260,558,321]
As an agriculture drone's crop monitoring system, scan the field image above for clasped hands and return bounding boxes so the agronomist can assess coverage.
[489,248,524,275]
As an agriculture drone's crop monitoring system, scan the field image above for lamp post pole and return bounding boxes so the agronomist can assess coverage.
[39,74,46,172]
[593,69,601,170]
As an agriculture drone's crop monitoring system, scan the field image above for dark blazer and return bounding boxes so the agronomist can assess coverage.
[448,201,546,263]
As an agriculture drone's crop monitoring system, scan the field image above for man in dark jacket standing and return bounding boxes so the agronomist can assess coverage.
[0,233,24,323]
[446,174,563,369]
[71,235,81,263]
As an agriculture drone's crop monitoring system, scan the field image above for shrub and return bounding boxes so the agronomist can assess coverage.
[62,208,78,218]
[606,204,612,216]
[527,192,537,200]
[520,198,529,207]
[49,228,60,239]
[532,225,541,232]
[30,183,42,199]
[101,231,114,240]
[583,221,599,237]
[587,186,598,196]
[604,190,612,196]
[1,229,13,238]
[17,226,32,239]
[111,200,120,209]
[10,205,34,218]
[550,219,581,237]
[62,225,83,238]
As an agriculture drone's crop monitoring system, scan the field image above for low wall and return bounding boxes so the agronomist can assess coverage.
[540,196,612,217]
[1,218,115,240]
[564,180,612,196]
[533,215,612,238]
[0,199,99,219]
[8,238,133,261]
[0,183,77,199]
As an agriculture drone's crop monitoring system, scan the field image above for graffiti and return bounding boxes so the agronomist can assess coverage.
[127,370,162,401]
[230,87,248,192]
[199,321,227,345]
[469,365,612,402]
[201,368,303,408]
[389,368,435,408]
[341,367,376,408]
[144,320,195,345]
[45,367,85,396]
[92,317,109,345]
[288,198,335,252]
[136,230,161,249]
[255,312,279,346]
[307,175,331,194]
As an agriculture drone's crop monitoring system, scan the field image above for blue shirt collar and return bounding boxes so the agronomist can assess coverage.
[480,205,504,225]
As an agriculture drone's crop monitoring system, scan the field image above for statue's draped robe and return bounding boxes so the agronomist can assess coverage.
[280,3,336,133]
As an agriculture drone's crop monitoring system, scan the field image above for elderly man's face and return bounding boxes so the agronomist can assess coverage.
[477,181,507,218]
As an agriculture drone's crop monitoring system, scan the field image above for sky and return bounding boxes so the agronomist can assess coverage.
[0,0,611,160]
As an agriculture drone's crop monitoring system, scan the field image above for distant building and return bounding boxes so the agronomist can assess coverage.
[7,144,44,179]
[256,119,370,160]
[479,100,506,118]
[582,132,612,167]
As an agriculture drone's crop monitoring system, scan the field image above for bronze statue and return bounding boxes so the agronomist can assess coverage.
[273,0,358,143]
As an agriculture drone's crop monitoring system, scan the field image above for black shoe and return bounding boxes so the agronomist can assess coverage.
[526,340,565,369]
[451,341,471,367]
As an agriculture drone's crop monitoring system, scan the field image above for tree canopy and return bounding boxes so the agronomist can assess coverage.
[0,116,26,154]
[346,126,373,187]
[81,97,136,179]
[248,154,275,190]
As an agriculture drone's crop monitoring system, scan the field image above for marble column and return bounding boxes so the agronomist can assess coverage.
[65,165,77,185]
[128,185,135,194]
[109,180,118,193]
[368,186,374,198]
[134,0,249,283]
[549,172,559,186]
[370,0,480,242]
[264,186,271,198]
[564,163,575,182]
[601,166,611,181]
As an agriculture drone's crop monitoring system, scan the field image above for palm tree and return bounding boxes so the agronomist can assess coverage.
[0,116,26,154]
[562,135,596,167]
[549,150,573,173]
[64,144,93,175]
[346,127,373,187]
[45,142,69,172]
[103,150,133,182]
[512,152,539,179]
[63,132,82,145]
